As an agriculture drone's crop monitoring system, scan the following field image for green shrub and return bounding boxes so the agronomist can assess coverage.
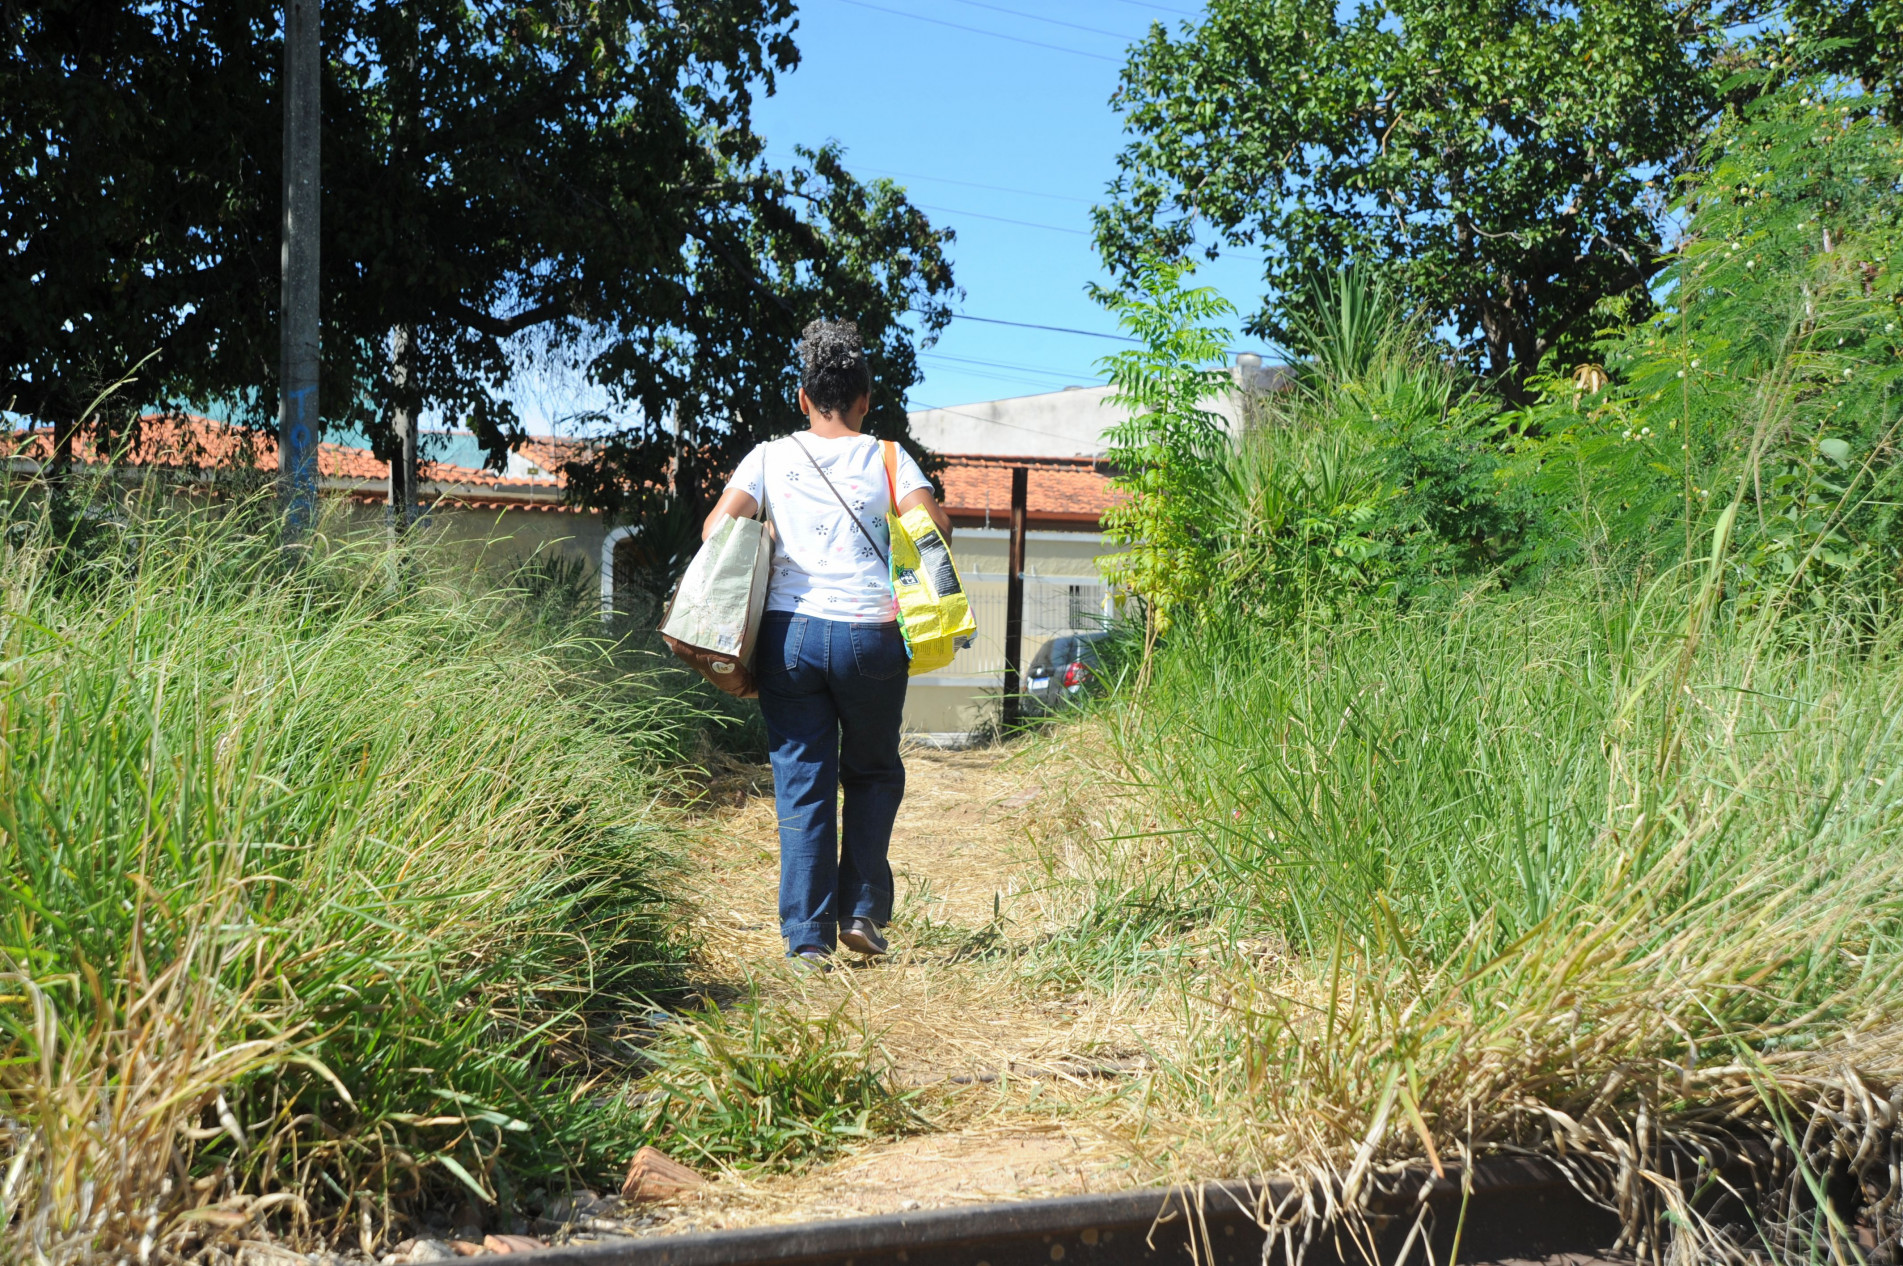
[1044,565,1903,1231]
[1512,84,1903,609]
[1212,270,1546,619]
[1204,89,1903,627]
[1096,256,1237,674]
[1045,80,1903,1258]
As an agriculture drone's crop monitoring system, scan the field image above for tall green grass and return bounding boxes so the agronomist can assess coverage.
[1047,536,1903,1256]
[1082,572,1903,961]
[0,489,696,1261]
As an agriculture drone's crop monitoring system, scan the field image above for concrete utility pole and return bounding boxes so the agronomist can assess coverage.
[387,326,417,531]
[1001,466,1028,731]
[279,0,321,528]
[387,13,420,535]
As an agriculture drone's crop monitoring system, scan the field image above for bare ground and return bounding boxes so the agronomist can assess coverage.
[632,735,1172,1233]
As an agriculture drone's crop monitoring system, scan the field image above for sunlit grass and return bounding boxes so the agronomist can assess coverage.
[0,487,696,1261]
[1038,558,1903,1257]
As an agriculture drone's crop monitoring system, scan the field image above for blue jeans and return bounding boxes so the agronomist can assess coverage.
[755,613,909,953]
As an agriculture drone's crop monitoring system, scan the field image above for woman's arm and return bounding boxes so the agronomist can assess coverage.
[702,488,760,540]
[897,486,953,539]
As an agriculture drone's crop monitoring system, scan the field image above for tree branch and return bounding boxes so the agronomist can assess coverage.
[447,300,568,339]
[683,221,799,316]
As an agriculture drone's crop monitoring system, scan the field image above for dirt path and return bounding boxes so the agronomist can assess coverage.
[645,738,1162,1232]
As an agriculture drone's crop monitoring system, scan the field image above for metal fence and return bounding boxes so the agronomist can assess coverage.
[929,572,1112,678]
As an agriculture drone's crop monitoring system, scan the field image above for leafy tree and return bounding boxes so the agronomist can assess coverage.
[0,2,278,458]
[1094,0,1754,402]
[1785,0,1903,114]
[554,144,958,521]
[1510,84,1903,604]
[0,1,957,514]
[1096,257,1235,679]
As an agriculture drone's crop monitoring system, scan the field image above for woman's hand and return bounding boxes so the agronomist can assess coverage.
[702,488,760,540]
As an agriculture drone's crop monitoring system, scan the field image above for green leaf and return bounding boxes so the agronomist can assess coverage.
[433,1154,495,1205]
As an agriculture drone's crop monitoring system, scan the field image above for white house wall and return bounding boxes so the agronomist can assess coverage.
[907,371,1270,460]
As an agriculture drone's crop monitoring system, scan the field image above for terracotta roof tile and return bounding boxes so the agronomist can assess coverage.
[935,453,1122,530]
[5,414,583,512]
[7,419,1121,529]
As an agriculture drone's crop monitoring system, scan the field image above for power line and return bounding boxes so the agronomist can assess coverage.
[850,178,1269,265]
[830,0,1121,62]
[816,165,1276,268]
[1102,0,1201,14]
[922,349,1103,379]
[915,201,1091,236]
[921,195,1274,268]
[889,172,1092,204]
[925,354,1095,379]
[943,0,1142,40]
[920,364,1082,391]
[915,310,1143,343]
[922,354,1080,379]
[915,309,1270,363]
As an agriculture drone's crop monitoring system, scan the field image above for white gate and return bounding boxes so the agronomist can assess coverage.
[931,572,1112,678]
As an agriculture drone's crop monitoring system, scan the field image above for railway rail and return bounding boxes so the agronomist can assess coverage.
[520,1156,1712,1266]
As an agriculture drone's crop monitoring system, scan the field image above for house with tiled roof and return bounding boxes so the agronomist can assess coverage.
[4,413,587,510]
[895,388,1129,733]
[894,361,1277,734]
[3,414,614,586]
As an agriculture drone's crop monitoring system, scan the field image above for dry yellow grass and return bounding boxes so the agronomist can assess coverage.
[645,734,1177,1228]
[644,699,1903,1266]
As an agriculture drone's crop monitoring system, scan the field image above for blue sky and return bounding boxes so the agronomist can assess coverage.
[512,0,1273,432]
[750,0,1278,412]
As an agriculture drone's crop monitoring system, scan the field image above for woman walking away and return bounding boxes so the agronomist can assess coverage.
[702,320,954,971]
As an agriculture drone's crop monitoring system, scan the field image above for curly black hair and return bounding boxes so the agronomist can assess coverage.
[798,319,873,416]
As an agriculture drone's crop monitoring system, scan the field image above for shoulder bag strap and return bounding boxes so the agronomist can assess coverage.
[881,440,902,511]
[793,435,888,565]
[755,449,773,534]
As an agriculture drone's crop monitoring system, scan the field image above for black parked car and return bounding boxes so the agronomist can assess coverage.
[1023,632,1113,716]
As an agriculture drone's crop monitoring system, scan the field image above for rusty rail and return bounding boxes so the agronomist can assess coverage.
[520,1156,1649,1266]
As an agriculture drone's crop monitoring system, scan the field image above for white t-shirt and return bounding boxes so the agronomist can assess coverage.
[725,433,933,621]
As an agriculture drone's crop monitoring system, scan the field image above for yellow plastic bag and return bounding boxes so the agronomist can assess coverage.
[882,442,977,675]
